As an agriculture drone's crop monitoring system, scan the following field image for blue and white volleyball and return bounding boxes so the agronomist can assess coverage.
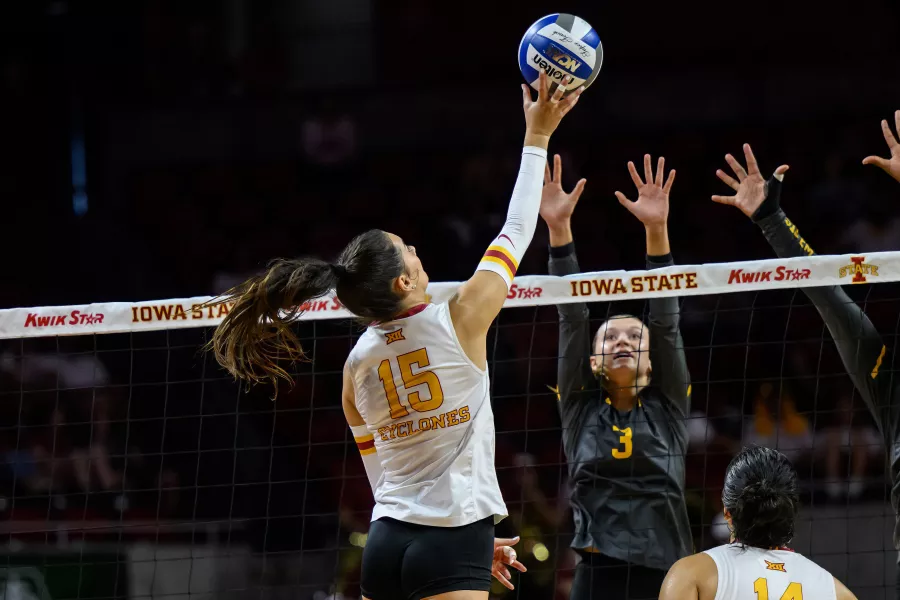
[518,14,602,94]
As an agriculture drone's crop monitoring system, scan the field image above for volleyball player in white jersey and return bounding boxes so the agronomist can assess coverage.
[659,446,856,600]
[207,71,582,600]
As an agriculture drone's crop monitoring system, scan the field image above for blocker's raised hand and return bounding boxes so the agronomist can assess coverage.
[540,153,587,229]
[862,110,900,184]
[522,71,584,138]
[712,143,789,218]
[615,154,676,229]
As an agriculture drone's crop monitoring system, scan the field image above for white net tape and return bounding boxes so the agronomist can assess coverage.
[0,251,891,338]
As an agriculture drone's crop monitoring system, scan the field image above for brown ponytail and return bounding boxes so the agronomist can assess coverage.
[209,257,338,391]
[207,229,408,395]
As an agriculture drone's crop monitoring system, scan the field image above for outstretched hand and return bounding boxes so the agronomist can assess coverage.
[712,143,789,218]
[492,536,527,590]
[862,110,900,183]
[522,71,584,141]
[615,154,675,229]
[539,153,587,230]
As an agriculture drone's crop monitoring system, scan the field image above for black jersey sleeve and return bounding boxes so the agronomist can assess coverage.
[755,207,893,437]
[646,253,692,418]
[548,242,596,428]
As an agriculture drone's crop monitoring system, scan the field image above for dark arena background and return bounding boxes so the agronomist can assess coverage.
[1,1,900,599]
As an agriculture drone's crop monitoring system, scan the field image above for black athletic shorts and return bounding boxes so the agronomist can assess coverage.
[570,551,667,600]
[361,516,494,600]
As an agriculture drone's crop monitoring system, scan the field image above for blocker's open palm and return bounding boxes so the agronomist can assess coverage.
[615,154,675,228]
[539,153,587,229]
[862,110,900,183]
[712,144,789,218]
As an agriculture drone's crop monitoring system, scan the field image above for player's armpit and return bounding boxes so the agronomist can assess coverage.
[449,270,509,369]
[833,575,858,600]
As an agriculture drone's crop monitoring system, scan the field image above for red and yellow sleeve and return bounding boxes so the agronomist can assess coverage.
[350,424,383,492]
[479,239,520,287]
[475,146,546,288]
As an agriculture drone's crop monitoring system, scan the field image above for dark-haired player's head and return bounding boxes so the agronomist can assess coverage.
[210,229,428,391]
[591,314,652,391]
[722,446,800,549]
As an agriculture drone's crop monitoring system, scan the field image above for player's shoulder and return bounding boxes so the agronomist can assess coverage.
[661,553,718,599]
[667,551,717,583]
[672,551,717,572]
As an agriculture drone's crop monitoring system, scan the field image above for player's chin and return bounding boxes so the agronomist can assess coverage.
[602,362,637,382]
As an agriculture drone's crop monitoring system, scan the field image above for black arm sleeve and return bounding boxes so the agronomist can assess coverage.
[646,253,691,418]
[756,207,892,436]
[548,242,595,428]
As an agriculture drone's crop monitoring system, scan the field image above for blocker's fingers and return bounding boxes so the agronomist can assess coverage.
[725,154,748,181]
[663,169,676,194]
[627,161,643,188]
[774,164,790,178]
[571,178,587,202]
[716,169,740,191]
[711,194,737,206]
[643,154,653,186]
[862,155,892,172]
[895,110,900,146]
[553,153,562,183]
[522,84,533,107]
[655,156,665,186]
[743,143,760,175]
[544,161,551,185]
[883,119,899,152]
[615,191,636,213]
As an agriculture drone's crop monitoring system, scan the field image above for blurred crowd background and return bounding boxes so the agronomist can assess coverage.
[1,1,899,598]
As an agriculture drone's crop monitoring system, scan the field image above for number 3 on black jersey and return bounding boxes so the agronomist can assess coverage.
[378,348,445,419]
[612,425,633,459]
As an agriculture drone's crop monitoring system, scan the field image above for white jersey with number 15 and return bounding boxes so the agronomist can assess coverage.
[347,301,507,528]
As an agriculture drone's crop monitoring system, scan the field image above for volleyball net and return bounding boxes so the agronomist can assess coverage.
[0,251,897,599]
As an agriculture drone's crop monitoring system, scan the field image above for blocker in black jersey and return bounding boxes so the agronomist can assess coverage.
[752,186,900,593]
[549,243,693,574]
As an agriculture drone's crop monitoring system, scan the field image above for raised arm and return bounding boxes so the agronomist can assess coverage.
[539,154,594,425]
[450,72,583,368]
[712,143,892,434]
[616,155,691,417]
[862,109,900,184]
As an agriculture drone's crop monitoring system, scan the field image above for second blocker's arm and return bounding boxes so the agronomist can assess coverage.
[753,179,892,435]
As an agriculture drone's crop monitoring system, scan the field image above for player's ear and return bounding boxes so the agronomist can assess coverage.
[394,273,414,294]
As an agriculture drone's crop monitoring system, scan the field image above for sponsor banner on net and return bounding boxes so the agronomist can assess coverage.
[1,252,900,338]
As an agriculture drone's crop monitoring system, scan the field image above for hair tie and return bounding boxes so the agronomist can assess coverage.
[331,263,348,278]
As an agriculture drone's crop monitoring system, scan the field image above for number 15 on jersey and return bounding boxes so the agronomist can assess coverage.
[378,348,445,419]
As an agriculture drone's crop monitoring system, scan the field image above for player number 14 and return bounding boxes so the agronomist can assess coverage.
[754,578,802,600]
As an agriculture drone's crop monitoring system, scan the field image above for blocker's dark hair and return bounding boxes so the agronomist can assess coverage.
[208,229,405,391]
[722,446,799,549]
